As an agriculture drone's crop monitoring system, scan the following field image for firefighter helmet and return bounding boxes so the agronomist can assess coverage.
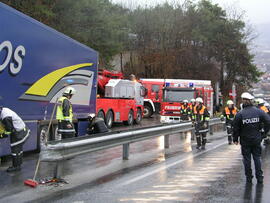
[64,87,76,95]
[195,97,203,103]
[256,98,264,105]
[241,92,254,100]
[227,100,234,105]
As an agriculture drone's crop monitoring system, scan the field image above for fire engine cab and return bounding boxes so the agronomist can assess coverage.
[140,78,214,123]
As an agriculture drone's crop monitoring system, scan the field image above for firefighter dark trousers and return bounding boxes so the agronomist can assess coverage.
[226,121,233,144]
[10,128,30,168]
[195,122,208,148]
[196,133,207,147]
[241,143,263,181]
[58,120,75,139]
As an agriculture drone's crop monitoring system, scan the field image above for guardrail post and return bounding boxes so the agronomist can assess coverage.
[209,125,213,135]
[164,135,170,148]
[223,123,227,131]
[53,161,63,179]
[123,143,130,160]
[191,129,195,140]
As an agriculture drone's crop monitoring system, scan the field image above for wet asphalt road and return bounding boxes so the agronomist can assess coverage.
[0,116,270,202]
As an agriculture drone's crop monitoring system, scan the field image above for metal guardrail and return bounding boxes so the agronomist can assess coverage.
[39,118,224,178]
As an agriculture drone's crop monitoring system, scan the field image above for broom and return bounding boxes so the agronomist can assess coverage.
[24,100,58,187]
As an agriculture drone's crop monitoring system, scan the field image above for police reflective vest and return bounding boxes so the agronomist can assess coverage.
[260,106,269,113]
[194,105,210,121]
[56,96,73,121]
[225,107,237,119]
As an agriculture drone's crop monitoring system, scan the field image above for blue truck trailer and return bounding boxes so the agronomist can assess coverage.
[0,3,98,156]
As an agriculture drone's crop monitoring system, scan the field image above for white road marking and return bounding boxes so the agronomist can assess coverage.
[120,141,228,186]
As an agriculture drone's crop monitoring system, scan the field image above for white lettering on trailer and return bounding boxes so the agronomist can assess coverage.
[0,40,26,75]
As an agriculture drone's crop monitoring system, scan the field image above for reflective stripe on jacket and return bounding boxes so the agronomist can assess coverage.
[224,107,237,120]
[260,106,269,113]
[194,105,210,121]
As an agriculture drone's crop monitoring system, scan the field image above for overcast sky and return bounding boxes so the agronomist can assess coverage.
[112,0,270,25]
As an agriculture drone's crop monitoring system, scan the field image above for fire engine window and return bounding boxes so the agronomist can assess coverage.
[152,85,160,93]
[164,90,194,102]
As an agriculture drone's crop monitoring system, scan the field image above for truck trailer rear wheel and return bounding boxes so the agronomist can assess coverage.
[124,110,134,126]
[134,108,142,124]
[105,110,114,129]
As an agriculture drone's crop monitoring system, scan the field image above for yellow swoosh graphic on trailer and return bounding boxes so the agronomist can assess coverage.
[25,63,93,96]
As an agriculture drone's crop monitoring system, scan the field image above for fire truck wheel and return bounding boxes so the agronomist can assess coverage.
[97,110,105,121]
[134,108,142,124]
[143,104,153,118]
[124,110,134,126]
[105,110,114,129]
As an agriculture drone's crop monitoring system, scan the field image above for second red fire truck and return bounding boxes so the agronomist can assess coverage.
[140,79,214,123]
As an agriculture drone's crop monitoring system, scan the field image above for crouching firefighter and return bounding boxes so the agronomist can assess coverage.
[193,97,210,150]
[56,87,76,139]
[222,100,238,145]
[87,115,109,134]
[0,107,30,172]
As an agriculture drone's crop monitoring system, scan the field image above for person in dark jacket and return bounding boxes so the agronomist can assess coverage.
[233,92,270,184]
[0,107,30,172]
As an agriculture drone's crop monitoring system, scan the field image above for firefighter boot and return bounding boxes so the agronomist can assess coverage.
[201,134,207,150]
[228,135,232,145]
[7,155,21,172]
[196,135,201,149]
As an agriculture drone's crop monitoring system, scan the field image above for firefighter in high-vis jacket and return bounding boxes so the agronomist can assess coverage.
[222,100,238,145]
[193,97,210,150]
[256,98,270,145]
[56,87,76,139]
[0,107,30,172]
[189,98,196,121]
[256,98,269,114]
[180,100,190,121]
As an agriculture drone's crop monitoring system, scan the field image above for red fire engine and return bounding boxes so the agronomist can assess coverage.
[96,70,145,128]
[140,79,214,123]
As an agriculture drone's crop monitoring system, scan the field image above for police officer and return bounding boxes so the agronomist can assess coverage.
[56,87,76,139]
[233,92,270,184]
[222,100,238,144]
[181,100,190,121]
[193,97,210,150]
[0,106,30,172]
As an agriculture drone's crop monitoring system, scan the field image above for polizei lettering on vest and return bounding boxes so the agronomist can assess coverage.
[242,117,260,124]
